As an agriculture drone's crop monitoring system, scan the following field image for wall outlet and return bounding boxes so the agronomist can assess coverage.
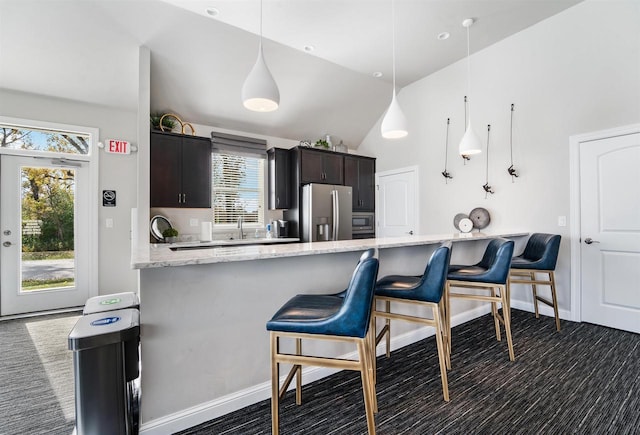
[558,216,566,227]
[105,218,114,228]
[190,218,199,227]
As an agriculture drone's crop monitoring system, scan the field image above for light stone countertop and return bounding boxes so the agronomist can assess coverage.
[131,231,528,269]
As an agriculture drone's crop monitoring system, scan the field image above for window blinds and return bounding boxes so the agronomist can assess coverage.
[210,131,267,158]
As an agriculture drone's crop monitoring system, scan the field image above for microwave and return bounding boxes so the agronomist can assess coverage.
[352,212,375,235]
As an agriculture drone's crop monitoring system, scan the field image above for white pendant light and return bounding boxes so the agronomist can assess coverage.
[459,18,481,156]
[381,0,408,139]
[242,0,279,112]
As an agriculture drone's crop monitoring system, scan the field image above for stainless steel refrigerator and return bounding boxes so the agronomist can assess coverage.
[301,184,352,242]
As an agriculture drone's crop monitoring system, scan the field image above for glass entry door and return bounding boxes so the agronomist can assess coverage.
[1,155,90,315]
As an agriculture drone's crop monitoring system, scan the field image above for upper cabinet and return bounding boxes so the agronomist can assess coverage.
[344,155,376,212]
[268,147,291,210]
[150,131,212,208]
[299,148,344,185]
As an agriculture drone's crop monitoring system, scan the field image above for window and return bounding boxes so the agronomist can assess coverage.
[212,153,264,227]
[1,125,90,155]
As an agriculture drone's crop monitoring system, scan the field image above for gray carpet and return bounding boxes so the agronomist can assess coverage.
[2,310,639,435]
[177,310,640,435]
[0,312,79,435]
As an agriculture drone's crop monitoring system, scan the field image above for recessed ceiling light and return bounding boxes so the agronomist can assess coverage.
[304,45,315,52]
[205,7,219,17]
[437,32,450,40]
[372,72,383,78]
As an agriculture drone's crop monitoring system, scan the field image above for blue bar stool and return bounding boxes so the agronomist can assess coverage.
[509,233,562,331]
[445,238,515,363]
[373,242,452,401]
[267,255,380,435]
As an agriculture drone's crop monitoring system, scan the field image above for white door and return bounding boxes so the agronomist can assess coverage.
[1,155,90,315]
[376,166,418,238]
[580,132,640,333]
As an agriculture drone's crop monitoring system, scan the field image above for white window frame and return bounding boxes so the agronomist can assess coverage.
[211,152,266,230]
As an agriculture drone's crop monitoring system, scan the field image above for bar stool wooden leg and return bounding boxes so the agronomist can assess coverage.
[357,340,377,435]
[295,338,302,405]
[501,283,515,361]
[432,305,450,401]
[530,271,540,318]
[490,287,501,341]
[271,333,280,435]
[549,271,561,331]
[444,281,452,369]
[384,300,391,357]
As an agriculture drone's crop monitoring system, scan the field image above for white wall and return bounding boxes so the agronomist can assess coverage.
[359,0,640,312]
[0,88,139,295]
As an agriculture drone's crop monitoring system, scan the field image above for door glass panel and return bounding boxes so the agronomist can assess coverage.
[20,166,75,292]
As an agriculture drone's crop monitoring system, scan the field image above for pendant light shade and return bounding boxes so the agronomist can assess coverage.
[242,42,279,112]
[242,0,279,112]
[381,92,408,139]
[459,119,482,155]
[459,18,481,156]
[381,0,408,139]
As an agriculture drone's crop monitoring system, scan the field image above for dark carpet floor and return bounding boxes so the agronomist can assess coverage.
[177,309,640,435]
[2,310,638,435]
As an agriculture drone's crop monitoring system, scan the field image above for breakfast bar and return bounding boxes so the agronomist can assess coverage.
[132,232,526,432]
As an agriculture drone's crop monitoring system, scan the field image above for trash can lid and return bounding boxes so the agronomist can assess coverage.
[68,308,140,351]
[83,292,140,315]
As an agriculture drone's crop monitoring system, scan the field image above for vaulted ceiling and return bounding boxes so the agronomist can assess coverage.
[0,0,581,147]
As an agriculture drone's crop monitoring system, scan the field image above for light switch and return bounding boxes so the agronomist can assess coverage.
[105,218,114,228]
[557,216,566,227]
[190,218,199,227]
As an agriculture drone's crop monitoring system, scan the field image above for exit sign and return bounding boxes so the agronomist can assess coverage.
[105,139,131,155]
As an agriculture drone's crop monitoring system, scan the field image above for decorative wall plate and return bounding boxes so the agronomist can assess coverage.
[469,207,491,229]
[458,218,474,233]
[453,213,468,231]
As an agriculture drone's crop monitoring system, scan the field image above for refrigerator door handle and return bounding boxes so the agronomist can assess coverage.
[331,190,340,240]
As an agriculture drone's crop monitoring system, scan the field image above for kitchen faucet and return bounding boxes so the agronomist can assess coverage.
[237,216,244,240]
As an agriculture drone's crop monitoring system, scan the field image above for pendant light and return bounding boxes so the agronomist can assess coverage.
[459,18,481,156]
[242,0,279,112]
[381,0,408,139]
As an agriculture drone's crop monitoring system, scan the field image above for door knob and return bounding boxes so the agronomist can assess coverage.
[584,237,600,244]
[406,230,414,235]
[3,230,10,236]
[3,241,12,247]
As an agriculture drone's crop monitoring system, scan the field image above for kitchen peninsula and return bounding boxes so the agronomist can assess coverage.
[132,232,526,433]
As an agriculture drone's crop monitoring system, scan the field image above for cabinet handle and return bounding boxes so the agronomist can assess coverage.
[182,193,186,203]
[276,197,280,206]
[178,193,182,204]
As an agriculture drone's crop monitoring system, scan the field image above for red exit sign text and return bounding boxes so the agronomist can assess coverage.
[105,139,131,154]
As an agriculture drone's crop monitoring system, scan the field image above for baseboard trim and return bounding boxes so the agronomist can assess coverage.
[140,304,491,435]
[510,298,572,321]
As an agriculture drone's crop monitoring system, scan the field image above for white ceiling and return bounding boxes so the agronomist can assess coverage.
[0,0,581,147]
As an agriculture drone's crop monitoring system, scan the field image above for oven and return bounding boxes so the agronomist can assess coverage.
[352,212,375,238]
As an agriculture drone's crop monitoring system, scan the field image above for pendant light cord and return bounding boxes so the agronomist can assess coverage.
[391,0,397,95]
[466,23,471,116]
[485,124,490,183]
[510,104,514,165]
[259,0,264,49]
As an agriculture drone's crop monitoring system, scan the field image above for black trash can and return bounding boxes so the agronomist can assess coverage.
[68,308,140,435]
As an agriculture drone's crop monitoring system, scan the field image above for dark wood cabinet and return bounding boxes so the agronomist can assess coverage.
[344,155,376,212]
[150,131,212,208]
[268,147,291,209]
[299,148,344,185]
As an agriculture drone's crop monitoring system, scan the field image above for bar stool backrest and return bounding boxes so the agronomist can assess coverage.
[415,242,452,302]
[334,257,380,339]
[477,238,515,284]
[521,233,561,270]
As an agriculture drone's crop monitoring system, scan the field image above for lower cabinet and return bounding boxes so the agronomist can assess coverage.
[150,131,212,208]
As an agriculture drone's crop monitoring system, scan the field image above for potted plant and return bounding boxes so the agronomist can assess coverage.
[162,228,179,243]
[314,138,330,149]
[150,112,177,131]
